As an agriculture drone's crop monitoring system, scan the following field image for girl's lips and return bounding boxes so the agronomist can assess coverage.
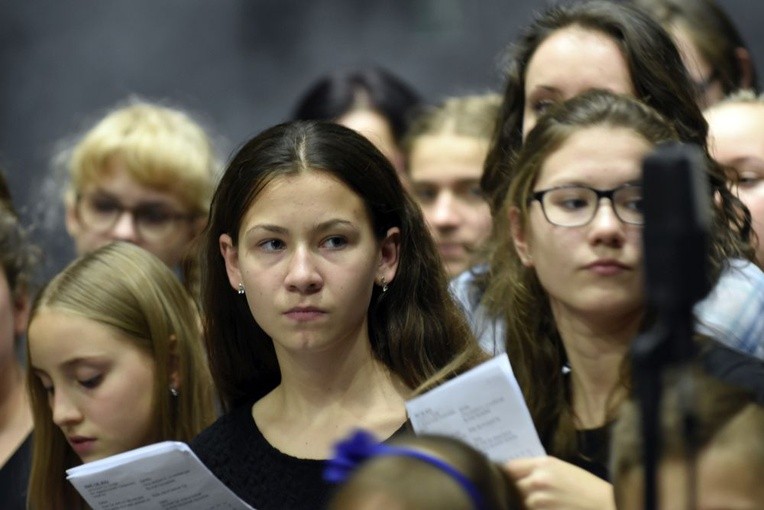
[68,437,96,456]
[284,307,327,322]
[585,261,629,276]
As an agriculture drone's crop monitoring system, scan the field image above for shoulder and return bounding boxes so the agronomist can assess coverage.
[699,340,764,405]
[449,264,488,311]
[190,400,257,460]
[695,258,764,360]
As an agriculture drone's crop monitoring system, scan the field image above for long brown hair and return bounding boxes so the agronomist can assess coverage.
[202,120,485,411]
[486,91,687,458]
[480,1,751,263]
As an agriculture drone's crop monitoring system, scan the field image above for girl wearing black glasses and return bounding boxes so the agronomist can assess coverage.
[488,90,754,509]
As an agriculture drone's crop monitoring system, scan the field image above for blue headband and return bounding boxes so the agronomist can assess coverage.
[324,429,487,510]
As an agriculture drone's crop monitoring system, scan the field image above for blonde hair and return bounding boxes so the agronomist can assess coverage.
[402,93,502,161]
[65,99,220,215]
[26,242,216,510]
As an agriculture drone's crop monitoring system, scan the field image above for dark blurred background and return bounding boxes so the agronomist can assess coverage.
[1,0,760,279]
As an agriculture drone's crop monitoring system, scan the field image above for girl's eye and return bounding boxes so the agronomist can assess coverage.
[413,184,438,204]
[259,239,286,251]
[322,236,347,249]
[42,385,54,395]
[738,174,762,188]
[79,375,103,389]
[532,99,555,115]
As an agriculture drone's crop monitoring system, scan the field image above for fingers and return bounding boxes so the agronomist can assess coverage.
[504,456,546,480]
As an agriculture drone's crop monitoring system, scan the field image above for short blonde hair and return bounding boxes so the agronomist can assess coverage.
[65,99,220,215]
[402,93,501,163]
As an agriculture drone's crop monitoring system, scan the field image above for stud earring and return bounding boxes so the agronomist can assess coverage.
[169,386,179,397]
[379,278,388,293]
[238,282,245,295]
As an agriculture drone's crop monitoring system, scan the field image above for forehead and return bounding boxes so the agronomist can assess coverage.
[409,134,489,182]
[707,103,764,139]
[537,126,651,186]
[241,170,372,229]
[337,109,398,157]
[83,160,188,207]
[526,26,634,97]
[29,309,145,369]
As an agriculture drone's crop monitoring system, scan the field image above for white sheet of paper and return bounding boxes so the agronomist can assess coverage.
[66,441,255,510]
[405,354,545,462]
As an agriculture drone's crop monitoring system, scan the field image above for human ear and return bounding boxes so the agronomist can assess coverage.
[377,227,401,285]
[219,233,242,292]
[64,193,83,240]
[509,207,533,267]
[735,47,754,90]
[187,215,208,241]
[12,291,30,338]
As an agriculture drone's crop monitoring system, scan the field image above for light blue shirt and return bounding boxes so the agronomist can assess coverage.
[450,259,764,360]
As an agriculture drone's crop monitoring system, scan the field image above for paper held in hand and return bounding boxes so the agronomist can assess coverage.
[405,354,545,462]
[66,441,255,510]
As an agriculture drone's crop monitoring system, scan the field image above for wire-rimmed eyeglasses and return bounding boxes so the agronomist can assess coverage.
[75,192,198,241]
[528,183,644,227]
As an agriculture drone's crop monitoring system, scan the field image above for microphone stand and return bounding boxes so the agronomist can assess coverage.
[632,314,695,510]
[632,142,710,510]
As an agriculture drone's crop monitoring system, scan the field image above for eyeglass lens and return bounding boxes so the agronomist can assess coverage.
[78,193,188,239]
[540,186,643,226]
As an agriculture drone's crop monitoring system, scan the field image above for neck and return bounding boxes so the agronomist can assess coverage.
[255,332,410,459]
[269,331,410,419]
[0,356,33,465]
[0,357,28,426]
[552,303,642,429]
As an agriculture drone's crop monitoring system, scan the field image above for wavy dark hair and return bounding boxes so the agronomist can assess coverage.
[480,1,751,260]
[202,120,484,410]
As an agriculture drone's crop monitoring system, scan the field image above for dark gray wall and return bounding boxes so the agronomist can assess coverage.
[1,0,761,279]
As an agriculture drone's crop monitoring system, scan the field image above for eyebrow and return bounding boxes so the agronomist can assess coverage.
[541,178,642,188]
[245,219,358,237]
[727,156,764,167]
[32,356,107,376]
[89,190,178,209]
[527,85,561,95]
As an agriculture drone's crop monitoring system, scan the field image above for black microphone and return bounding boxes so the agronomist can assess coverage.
[632,141,713,510]
[641,141,712,362]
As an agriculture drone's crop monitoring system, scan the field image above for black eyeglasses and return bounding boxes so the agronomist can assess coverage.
[76,192,197,241]
[529,184,643,227]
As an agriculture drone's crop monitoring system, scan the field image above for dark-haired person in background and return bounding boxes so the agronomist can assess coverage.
[291,66,422,183]
[0,172,38,510]
[633,0,758,108]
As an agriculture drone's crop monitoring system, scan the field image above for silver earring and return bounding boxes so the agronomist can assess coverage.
[238,282,245,295]
[169,386,179,397]
[380,278,388,293]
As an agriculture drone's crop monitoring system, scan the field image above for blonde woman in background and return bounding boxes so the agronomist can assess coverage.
[705,90,764,268]
[62,99,220,298]
[26,242,216,510]
[403,94,500,278]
